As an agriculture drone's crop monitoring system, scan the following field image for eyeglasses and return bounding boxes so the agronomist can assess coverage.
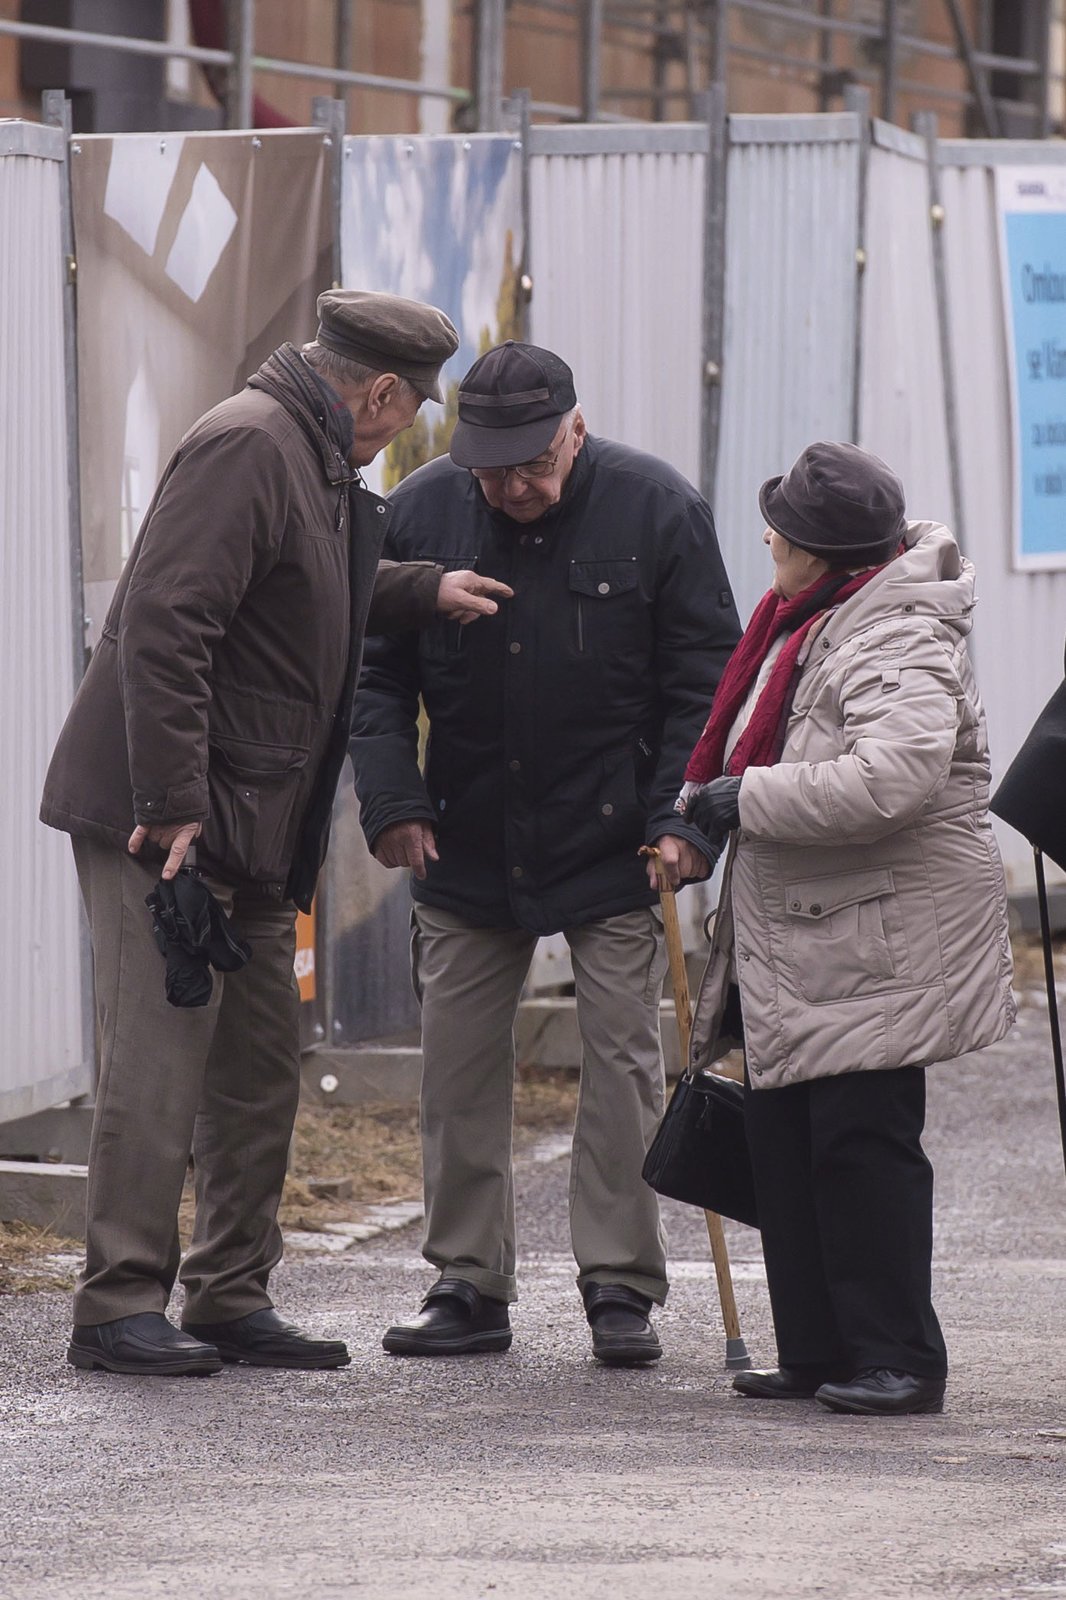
[470,450,561,484]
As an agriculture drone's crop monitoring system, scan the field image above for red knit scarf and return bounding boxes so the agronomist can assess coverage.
[684,563,894,783]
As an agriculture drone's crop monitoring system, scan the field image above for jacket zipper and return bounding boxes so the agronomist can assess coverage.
[576,594,585,653]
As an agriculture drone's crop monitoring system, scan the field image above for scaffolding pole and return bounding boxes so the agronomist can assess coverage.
[476,0,507,130]
[581,0,605,120]
[227,0,255,129]
[941,0,1001,136]
[882,0,900,124]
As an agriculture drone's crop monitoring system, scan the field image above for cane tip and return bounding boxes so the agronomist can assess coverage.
[725,1339,752,1370]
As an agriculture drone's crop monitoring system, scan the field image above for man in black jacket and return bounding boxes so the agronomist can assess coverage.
[351,342,740,1364]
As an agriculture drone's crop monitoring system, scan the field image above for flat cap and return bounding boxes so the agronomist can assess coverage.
[316,289,459,404]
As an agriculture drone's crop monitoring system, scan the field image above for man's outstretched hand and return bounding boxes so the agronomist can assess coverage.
[128,820,202,879]
[373,820,440,880]
[436,570,514,624]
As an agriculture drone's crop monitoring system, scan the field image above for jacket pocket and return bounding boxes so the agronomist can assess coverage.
[416,554,479,661]
[783,867,903,1003]
[569,559,641,656]
[205,734,310,881]
[595,749,642,841]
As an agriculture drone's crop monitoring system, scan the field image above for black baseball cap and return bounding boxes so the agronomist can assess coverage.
[449,341,578,469]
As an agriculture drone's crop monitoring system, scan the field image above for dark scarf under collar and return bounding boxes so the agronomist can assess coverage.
[248,343,360,489]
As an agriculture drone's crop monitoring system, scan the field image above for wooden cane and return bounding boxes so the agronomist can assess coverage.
[641,847,751,1369]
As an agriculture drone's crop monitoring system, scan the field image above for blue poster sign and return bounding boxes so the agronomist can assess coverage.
[996,167,1066,570]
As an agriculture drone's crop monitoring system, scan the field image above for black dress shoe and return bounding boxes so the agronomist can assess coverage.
[182,1308,351,1370]
[382,1279,512,1356]
[584,1284,662,1367]
[733,1365,837,1399]
[815,1368,947,1416]
[68,1313,222,1376]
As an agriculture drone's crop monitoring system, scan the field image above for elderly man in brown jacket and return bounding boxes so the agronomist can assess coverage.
[40,290,510,1377]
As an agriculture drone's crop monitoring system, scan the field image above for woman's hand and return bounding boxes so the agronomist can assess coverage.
[686,775,742,839]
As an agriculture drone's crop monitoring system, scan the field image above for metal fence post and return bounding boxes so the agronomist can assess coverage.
[312,96,346,289]
[505,88,533,340]
[41,88,96,1094]
[699,82,728,508]
[41,90,85,694]
[914,110,967,555]
[844,83,871,445]
[226,0,255,129]
[475,0,506,131]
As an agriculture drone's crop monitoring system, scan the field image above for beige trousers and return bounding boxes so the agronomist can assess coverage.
[72,837,300,1327]
[413,903,670,1305]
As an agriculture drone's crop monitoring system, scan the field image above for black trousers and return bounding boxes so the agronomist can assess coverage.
[743,1064,947,1379]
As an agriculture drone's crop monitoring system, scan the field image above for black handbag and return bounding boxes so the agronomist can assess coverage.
[642,1068,760,1229]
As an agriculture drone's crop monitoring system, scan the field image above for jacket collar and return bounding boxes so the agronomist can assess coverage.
[797,523,974,664]
[248,344,357,489]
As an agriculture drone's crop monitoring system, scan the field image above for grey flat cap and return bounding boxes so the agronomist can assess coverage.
[316,289,459,403]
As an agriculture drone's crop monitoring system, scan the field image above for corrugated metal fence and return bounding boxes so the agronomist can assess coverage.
[5,109,1066,1119]
[0,122,90,1124]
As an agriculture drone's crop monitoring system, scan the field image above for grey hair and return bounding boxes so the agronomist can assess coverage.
[302,340,421,404]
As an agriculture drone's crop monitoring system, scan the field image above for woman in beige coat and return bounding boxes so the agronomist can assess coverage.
[682,441,1015,1416]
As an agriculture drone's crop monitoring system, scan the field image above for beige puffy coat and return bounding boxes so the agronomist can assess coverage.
[690,522,1016,1089]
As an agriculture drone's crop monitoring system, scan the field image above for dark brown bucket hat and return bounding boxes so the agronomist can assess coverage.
[759,441,907,566]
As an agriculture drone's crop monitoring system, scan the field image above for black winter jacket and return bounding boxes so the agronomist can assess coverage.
[350,437,741,934]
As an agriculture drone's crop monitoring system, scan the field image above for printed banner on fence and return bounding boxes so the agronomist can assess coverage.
[996,166,1066,570]
[340,134,524,495]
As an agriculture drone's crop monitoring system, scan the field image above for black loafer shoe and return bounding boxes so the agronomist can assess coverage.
[382,1279,512,1356]
[584,1284,662,1367]
[733,1365,837,1399]
[815,1368,946,1416]
[68,1313,222,1376]
[182,1308,351,1370]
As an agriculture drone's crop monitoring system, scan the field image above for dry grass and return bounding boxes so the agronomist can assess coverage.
[0,1221,78,1296]
[172,1066,580,1244]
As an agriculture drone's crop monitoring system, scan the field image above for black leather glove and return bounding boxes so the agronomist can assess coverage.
[145,868,252,1008]
[685,775,742,843]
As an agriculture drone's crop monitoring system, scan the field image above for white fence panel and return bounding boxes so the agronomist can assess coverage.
[716,115,863,623]
[860,125,954,527]
[938,141,1066,893]
[0,124,89,1123]
[529,125,706,488]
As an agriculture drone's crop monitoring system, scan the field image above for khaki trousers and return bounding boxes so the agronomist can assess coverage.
[413,903,670,1305]
[72,837,300,1327]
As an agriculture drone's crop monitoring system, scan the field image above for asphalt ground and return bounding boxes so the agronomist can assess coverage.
[1,1001,1064,1600]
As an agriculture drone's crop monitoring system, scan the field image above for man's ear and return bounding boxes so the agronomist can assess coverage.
[572,406,588,452]
[366,372,400,416]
